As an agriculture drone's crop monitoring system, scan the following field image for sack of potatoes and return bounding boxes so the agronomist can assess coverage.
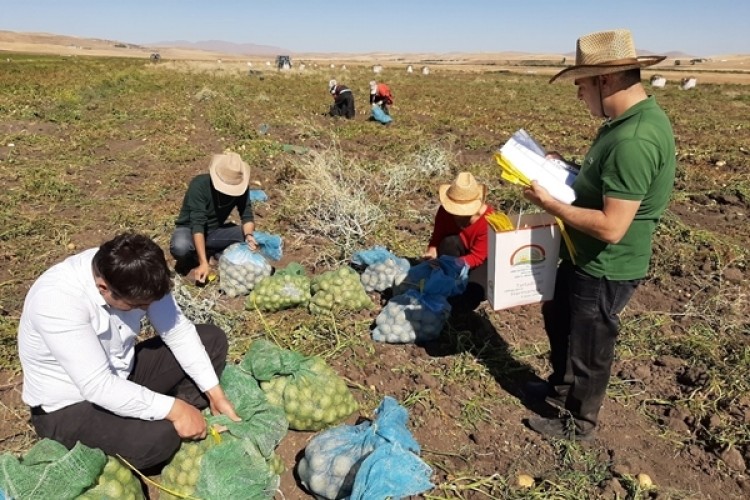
[218,242,273,297]
[371,290,450,344]
[309,266,372,315]
[359,257,410,293]
[246,273,311,312]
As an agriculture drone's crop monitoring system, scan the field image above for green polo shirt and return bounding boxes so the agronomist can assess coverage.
[174,174,253,234]
[562,96,676,280]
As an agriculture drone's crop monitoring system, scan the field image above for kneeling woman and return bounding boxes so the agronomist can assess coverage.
[423,172,494,313]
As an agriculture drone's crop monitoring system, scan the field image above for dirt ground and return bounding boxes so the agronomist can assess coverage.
[0,32,749,500]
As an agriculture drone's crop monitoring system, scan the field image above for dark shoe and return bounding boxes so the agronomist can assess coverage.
[526,416,595,442]
[522,381,567,409]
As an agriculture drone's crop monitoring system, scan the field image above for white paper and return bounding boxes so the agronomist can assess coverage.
[500,129,578,204]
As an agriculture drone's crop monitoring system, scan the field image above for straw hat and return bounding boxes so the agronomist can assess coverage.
[550,29,665,83]
[208,152,251,196]
[439,172,487,216]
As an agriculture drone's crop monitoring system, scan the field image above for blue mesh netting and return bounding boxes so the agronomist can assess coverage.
[297,397,432,499]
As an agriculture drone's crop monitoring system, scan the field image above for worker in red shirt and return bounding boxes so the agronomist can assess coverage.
[369,80,394,115]
[423,172,494,313]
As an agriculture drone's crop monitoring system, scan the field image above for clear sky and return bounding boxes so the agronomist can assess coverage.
[2,0,748,57]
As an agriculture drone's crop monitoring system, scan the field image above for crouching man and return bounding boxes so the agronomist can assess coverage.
[18,233,240,471]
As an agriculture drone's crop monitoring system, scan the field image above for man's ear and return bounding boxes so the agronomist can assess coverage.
[94,275,109,295]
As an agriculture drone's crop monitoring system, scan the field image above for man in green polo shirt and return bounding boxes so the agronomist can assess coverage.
[170,152,257,284]
[521,29,676,440]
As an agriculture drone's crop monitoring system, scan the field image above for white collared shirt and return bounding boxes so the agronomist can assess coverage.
[18,248,220,421]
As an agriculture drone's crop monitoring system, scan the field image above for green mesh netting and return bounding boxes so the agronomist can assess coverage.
[0,439,106,500]
[241,339,359,431]
[207,364,288,457]
[160,363,289,500]
[76,455,145,500]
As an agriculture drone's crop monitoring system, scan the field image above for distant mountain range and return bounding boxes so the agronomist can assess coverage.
[157,40,698,59]
[151,39,290,56]
[0,30,706,60]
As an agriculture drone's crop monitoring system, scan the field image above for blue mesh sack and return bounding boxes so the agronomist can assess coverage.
[349,441,433,500]
[248,189,268,203]
[297,397,431,500]
[219,242,273,297]
[394,255,469,297]
[352,246,410,293]
[371,105,393,125]
[254,231,283,262]
[351,246,395,267]
[371,289,450,344]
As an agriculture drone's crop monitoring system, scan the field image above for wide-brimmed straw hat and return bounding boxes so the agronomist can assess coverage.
[439,172,487,216]
[209,152,251,196]
[550,29,666,83]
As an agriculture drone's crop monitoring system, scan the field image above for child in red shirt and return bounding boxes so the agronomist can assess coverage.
[424,172,494,312]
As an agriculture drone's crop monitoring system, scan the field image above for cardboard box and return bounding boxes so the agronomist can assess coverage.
[486,212,561,310]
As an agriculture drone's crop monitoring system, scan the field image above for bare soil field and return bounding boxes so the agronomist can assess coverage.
[0,32,749,499]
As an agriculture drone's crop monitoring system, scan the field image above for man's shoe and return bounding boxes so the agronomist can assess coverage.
[522,381,567,409]
[526,416,595,442]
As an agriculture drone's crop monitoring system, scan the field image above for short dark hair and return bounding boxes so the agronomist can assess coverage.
[615,68,642,87]
[92,233,171,302]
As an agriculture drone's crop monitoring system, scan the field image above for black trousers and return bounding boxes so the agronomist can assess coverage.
[330,92,355,119]
[29,324,228,470]
[542,261,639,432]
[437,235,488,313]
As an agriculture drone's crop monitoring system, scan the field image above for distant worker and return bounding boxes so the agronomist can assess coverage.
[328,79,355,119]
[369,80,394,115]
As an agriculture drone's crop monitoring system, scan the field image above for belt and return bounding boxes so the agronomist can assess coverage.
[30,406,47,416]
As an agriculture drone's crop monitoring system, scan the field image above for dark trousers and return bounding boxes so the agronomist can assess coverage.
[437,235,487,313]
[542,261,639,432]
[29,324,228,471]
[330,92,355,119]
[170,224,244,269]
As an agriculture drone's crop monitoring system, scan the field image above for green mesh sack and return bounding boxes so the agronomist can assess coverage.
[241,339,359,431]
[246,273,311,312]
[309,266,372,315]
[76,455,145,500]
[208,364,288,456]
[160,363,288,500]
[160,434,281,500]
[0,439,106,500]
[274,262,306,277]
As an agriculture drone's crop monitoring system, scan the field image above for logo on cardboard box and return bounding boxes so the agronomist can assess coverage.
[510,244,546,265]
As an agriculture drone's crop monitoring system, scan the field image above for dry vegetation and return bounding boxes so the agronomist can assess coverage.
[0,34,749,499]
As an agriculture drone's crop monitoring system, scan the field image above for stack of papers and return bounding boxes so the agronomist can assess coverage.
[495,129,578,204]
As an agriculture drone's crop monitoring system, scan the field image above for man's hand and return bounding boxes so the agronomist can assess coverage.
[166,398,207,440]
[244,233,258,252]
[422,247,437,261]
[523,181,555,212]
[206,386,241,422]
[193,262,210,284]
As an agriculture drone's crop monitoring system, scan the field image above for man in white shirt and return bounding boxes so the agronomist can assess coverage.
[18,233,240,471]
